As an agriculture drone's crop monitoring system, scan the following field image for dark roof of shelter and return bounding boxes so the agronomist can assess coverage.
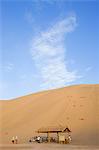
[37,126,71,133]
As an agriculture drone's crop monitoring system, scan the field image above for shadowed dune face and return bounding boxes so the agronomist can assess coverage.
[0,84,99,145]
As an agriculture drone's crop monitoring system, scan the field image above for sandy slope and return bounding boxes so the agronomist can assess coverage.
[0,84,99,145]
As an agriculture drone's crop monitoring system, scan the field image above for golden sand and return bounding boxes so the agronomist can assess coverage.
[0,84,99,145]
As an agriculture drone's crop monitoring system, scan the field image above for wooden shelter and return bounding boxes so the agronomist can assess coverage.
[37,126,71,143]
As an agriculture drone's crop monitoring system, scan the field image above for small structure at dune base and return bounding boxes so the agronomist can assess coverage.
[37,125,71,144]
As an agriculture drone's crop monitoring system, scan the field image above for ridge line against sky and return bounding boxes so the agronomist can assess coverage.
[0,0,99,99]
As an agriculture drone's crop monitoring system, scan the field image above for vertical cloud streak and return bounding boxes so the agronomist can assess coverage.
[31,14,80,90]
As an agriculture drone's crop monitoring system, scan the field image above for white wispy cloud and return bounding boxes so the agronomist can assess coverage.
[85,66,92,72]
[24,11,35,25]
[31,14,81,90]
[0,63,14,72]
[20,74,27,80]
[5,63,14,71]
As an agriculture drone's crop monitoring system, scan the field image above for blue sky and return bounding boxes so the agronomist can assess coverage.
[0,0,99,100]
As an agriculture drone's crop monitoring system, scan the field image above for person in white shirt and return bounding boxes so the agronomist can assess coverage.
[68,135,72,143]
[15,136,18,144]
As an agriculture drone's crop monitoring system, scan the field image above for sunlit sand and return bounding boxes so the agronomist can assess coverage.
[0,143,99,150]
[0,84,99,148]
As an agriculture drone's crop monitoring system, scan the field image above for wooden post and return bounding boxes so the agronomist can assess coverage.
[47,132,50,143]
[57,132,59,143]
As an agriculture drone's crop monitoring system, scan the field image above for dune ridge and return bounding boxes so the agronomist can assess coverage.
[0,84,99,145]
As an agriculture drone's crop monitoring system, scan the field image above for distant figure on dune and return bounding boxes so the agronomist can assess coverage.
[15,136,18,144]
[11,137,15,144]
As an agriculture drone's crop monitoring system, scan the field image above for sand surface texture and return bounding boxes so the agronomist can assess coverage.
[0,144,99,150]
[0,84,99,145]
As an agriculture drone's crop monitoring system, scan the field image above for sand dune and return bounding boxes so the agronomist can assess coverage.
[0,84,99,145]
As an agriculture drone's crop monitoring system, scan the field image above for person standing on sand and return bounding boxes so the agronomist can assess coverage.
[68,135,72,143]
[12,137,15,144]
[15,136,18,144]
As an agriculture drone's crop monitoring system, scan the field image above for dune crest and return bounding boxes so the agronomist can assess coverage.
[0,84,99,145]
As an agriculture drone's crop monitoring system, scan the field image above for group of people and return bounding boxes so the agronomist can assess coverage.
[11,136,18,144]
